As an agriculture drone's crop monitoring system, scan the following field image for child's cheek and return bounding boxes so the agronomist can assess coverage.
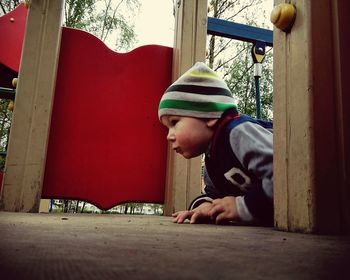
[177,132,193,147]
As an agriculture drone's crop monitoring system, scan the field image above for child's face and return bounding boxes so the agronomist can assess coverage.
[161,115,217,159]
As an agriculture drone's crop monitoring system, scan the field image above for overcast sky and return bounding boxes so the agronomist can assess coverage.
[134,0,174,48]
[113,0,273,50]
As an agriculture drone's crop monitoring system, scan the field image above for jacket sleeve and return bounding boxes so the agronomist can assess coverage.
[188,166,219,210]
[229,122,273,224]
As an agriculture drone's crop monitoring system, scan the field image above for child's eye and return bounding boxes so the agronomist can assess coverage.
[170,119,178,126]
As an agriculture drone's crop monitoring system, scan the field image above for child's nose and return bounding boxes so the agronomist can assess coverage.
[167,129,175,141]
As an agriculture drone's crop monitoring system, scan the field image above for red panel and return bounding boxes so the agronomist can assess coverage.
[42,27,172,209]
[0,4,27,72]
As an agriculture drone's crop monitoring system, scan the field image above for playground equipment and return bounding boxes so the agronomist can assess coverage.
[0,0,349,234]
[251,42,266,119]
[0,3,274,212]
[0,3,172,210]
[0,1,207,216]
[270,3,296,32]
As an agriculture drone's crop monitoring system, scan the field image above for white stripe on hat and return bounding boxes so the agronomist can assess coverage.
[158,108,223,119]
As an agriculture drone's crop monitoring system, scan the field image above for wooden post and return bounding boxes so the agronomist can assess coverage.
[163,0,208,215]
[39,199,50,213]
[0,0,63,212]
[273,0,350,234]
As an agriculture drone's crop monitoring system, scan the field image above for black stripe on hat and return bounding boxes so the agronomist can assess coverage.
[166,84,232,97]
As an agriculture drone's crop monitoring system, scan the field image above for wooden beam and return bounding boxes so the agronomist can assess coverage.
[163,0,208,215]
[0,0,63,212]
[273,0,350,234]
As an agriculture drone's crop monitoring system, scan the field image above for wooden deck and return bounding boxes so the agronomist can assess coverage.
[0,212,349,280]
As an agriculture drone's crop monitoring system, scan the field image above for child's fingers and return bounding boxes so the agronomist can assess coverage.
[190,210,213,224]
[172,210,192,223]
[176,212,191,223]
[171,212,179,223]
[189,212,200,224]
[208,204,224,218]
[215,212,227,224]
[172,212,183,223]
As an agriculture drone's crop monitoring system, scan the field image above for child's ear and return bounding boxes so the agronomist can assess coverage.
[206,119,218,128]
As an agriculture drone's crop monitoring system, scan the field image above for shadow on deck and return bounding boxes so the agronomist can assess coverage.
[0,212,349,280]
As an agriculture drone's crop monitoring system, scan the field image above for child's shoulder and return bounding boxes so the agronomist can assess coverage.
[228,114,273,130]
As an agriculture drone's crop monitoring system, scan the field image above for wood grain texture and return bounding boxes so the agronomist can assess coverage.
[163,0,208,215]
[0,0,64,212]
[273,0,349,233]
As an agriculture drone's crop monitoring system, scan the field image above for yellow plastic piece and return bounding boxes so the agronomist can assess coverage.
[22,0,30,9]
[270,3,296,32]
[8,101,14,112]
[12,78,18,88]
[253,47,265,63]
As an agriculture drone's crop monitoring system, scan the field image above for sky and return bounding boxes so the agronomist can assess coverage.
[131,0,273,49]
[134,0,175,48]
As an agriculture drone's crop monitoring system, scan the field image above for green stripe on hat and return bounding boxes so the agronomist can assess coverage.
[159,99,236,113]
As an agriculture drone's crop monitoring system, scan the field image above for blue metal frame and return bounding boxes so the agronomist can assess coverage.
[207,17,273,120]
[207,17,273,47]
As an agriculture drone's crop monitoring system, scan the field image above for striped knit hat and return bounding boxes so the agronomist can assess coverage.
[158,62,236,119]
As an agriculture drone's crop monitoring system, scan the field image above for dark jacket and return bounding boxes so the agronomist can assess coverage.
[189,109,273,225]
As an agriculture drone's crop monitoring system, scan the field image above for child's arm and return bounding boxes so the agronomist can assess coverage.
[229,122,273,224]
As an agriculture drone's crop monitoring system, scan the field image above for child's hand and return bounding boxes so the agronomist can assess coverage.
[208,196,240,224]
[172,202,213,224]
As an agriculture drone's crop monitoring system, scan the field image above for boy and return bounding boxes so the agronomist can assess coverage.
[158,62,273,226]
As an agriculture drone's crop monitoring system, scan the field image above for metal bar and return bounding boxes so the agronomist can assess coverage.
[0,87,16,100]
[254,76,261,119]
[207,17,273,47]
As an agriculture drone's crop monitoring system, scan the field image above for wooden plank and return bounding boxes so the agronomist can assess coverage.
[39,199,50,213]
[273,0,288,231]
[163,0,208,215]
[0,0,63,212]
[1,212,350,279]
[328,0,350,234]
[274,0,315,233]
[309,0,341,233]
[273,0,349,233]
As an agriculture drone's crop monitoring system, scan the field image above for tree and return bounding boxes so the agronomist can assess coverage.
[0,0,20,14]
[0,100,12,171]
[207,0,273,119]
[63,0,140,51]
[1,0,140,51]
